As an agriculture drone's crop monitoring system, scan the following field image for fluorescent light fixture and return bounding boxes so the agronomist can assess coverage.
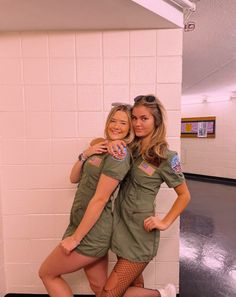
[230,91,236,99]
[205,97,232,103]
[169,0,196,11]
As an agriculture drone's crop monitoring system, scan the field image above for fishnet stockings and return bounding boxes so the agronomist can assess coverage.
[100,258,148,297]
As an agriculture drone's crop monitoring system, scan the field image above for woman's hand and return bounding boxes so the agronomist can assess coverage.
[107,140,126,159]
[84,141,107,158]
[60,235,79,255]
[144,215,168,232]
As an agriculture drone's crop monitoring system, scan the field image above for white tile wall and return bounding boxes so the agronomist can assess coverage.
[0,29,183,294]
[0,164,6,296]
[103,31,129,57]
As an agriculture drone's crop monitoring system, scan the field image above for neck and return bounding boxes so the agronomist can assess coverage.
[140,136,151,153]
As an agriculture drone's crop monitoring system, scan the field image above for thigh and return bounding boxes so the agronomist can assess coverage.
[84,254,108,288]
[39,245,101,277]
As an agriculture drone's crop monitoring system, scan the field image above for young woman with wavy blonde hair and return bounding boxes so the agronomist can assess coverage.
[101,95,191,297]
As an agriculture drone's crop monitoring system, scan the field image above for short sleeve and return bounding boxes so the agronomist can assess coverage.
[159,151,185,188]
[101,150,131,181]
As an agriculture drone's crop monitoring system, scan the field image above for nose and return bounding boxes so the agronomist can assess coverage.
[134,119,141,127]
[113,122,121,129]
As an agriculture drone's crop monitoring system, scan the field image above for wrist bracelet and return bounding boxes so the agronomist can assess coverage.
[78,152,87,162]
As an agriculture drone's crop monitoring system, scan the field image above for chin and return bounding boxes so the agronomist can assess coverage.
[135,132,144,137]
[110,135,122,140]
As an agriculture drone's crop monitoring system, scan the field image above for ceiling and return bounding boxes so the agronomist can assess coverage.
[0,0,181,31]
[182,0,236,100]
[0,0,234,100]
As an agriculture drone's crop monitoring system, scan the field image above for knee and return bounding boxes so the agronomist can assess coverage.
[38,262,53,282]
[103,271,118,291]
[89,282,104,296]
[38,263,46,281]
[99,272,119,297]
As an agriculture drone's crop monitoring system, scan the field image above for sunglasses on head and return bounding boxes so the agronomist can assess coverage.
[134,95,156,103]
[111,102,132,110]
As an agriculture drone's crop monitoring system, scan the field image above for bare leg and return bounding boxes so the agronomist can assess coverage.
[84,254,108,297]
[39,245,102,297]
[123,287,160,297]
[100,258,148,297]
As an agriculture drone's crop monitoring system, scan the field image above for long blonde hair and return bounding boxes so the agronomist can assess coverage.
[104,105,134,145]
[130,95,168,166]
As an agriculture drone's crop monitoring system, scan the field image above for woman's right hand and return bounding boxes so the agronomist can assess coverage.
[84,141,108,158]
[107,140,127,159]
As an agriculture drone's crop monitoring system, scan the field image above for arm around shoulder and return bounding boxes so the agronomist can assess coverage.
[70,140,108,183]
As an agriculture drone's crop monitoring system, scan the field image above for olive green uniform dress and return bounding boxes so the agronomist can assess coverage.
[63,151,130,258]
[111,149,185,262]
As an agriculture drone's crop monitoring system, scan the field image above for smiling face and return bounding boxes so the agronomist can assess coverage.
[107,110,130,140]
[131,105,155,139]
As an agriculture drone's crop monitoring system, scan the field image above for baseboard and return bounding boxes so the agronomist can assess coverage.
[5,293,180,297]
[5,295,93,297]
[5,295,94,297]
[184,172,236,186]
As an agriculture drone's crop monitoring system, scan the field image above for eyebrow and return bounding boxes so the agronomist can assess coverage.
[111,117,128,123]
[132,114,149,117]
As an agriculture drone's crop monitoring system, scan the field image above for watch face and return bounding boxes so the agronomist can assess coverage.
[79,153,86,161]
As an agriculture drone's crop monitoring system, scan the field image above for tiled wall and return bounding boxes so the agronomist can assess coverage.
[0,29,183,294]
[0,157,6,297]
[181,100,236,179]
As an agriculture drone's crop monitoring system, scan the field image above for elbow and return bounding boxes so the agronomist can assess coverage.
[70,175,79,184]
[185,190,191,205]
[92,195,109,209]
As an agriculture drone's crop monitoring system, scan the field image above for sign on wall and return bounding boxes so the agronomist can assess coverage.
[181,116,216,138]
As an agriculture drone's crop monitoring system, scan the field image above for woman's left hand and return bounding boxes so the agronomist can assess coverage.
[60,236,78,255]
[144,215,168,232]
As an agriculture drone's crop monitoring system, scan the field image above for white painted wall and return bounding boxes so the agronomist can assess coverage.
[181,99,236,179]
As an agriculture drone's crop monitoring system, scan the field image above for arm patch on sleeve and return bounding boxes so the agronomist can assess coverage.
[170,154,182,173]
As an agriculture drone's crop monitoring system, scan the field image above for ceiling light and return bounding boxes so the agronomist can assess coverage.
[230,91,236,99]
[170,0,196,10]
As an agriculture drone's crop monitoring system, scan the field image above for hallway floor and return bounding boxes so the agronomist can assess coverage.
[180,179,236,297]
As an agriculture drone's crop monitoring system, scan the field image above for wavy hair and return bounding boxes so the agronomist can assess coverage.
[130,95,169,166]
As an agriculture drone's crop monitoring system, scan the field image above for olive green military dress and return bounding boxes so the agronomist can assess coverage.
[63,151,130,258]
[111,149,185,262]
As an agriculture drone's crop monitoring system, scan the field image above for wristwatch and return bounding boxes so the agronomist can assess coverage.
[78,152,87,162]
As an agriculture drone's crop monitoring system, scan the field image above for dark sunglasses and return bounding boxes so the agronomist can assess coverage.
[134,95,156,103]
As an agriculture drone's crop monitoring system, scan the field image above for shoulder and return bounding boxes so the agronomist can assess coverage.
[90,137,106,146]
[165,149,178,160]
[161,149,181,170]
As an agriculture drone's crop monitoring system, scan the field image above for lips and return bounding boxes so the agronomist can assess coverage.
[110,130,120,135]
